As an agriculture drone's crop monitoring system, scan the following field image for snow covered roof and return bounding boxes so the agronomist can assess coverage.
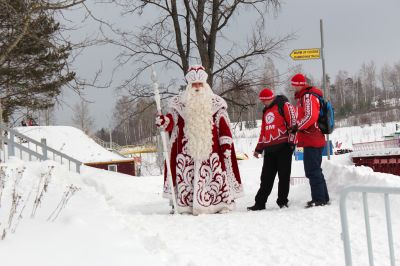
[14,126,128,163]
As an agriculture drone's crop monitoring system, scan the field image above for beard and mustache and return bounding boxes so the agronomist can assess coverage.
[182,84,214,162]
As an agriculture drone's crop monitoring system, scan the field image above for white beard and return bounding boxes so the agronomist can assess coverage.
[182,84,214,162]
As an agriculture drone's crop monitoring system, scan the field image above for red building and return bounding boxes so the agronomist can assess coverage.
[84,158,136,176]
[351,136,400,176]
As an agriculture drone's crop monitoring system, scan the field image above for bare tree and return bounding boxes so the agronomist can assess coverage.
[379,63,392,103]
[359,61,377,103]
[113,97,134,145]
[388,61,400,102]
[38,106,55,126]
[110,96,158,145]
[71,100,94,134]
[103,1,291,112]
[261,58,281,91]
[332,70,353,117]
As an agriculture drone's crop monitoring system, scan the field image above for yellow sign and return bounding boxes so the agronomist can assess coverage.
[290,48,320,60]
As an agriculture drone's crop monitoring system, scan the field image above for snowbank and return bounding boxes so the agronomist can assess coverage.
[14,126,126,162]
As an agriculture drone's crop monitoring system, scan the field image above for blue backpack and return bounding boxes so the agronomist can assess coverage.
[305,88,335,134]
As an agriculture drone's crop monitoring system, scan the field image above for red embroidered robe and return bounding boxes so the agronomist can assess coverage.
[162,94,243,214]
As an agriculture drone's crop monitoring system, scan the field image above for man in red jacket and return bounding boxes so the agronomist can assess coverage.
[247,88,297,211]
[290,73,330,207]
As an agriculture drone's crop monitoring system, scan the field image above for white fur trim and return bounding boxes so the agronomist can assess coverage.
[168,109,179,156]
[219,136,233,146]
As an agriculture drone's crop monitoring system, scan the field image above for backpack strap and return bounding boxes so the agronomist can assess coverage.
[303,87,322,101]
[277,101,285,118]
[275,95,290,127]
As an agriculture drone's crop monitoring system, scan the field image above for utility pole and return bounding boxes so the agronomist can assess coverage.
[320,19,331,160]
[109,127,112,150]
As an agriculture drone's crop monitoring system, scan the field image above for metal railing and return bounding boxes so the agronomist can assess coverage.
[0,124,82,173]
[91,135,123,151]
[90,135,127,158]
[353,139,400,152]
[340,186,400,266]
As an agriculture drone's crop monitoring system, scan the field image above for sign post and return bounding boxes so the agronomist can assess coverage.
[289,48,320,60]
[289,19,331,160]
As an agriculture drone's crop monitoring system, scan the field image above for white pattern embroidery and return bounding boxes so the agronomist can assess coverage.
[224,156,244,198]
[175,153,194,207]
[194,153,231,207]
[169,150,237,212]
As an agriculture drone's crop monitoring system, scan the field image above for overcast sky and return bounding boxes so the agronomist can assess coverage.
[53,0,400,130]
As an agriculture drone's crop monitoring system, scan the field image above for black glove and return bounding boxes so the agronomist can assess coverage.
[253,151,262,158]
[289,144,296,153]
[288,124,298,133]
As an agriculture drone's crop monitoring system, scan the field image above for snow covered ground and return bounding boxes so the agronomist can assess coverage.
[1,123,400,266]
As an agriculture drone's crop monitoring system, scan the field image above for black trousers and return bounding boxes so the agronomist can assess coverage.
[255,143,293,206]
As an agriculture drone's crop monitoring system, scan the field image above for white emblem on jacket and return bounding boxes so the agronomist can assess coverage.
[265,112,276,130]
[265,112,275,124]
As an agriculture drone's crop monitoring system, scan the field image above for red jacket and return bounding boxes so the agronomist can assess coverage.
[255,98,297,153]
[295,87,326,148]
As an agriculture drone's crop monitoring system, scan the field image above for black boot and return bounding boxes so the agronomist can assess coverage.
[305,200,328,208]
[277,199,289,209]
[247,204,265,211]
[306,200,314,207]
[278,203,289,208]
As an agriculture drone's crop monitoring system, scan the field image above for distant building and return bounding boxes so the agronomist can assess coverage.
[84,159,136,176]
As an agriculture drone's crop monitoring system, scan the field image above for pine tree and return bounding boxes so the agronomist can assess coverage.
[0,0,76,122]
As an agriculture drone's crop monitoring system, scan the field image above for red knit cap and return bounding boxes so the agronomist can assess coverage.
[291,73,307,86]
[259,88,274,101]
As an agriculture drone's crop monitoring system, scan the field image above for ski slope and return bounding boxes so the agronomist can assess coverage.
[1,123,400,266]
